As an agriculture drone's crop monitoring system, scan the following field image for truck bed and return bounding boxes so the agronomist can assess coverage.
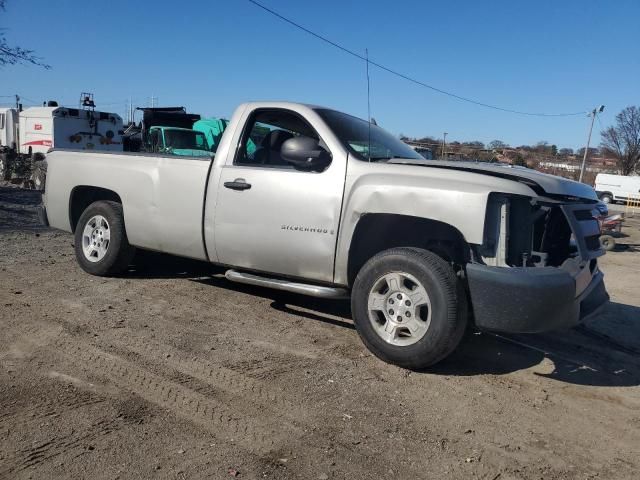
[44,149,213,260]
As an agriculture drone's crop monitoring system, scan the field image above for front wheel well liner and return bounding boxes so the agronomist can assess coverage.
[346,213,470,286]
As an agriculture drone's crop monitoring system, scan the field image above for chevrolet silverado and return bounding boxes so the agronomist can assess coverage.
[40,102,609,368]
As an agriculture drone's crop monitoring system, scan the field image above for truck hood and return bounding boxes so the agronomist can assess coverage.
[389,159,598,201]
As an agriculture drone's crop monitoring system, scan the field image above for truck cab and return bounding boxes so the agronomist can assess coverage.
[147,126,211,158]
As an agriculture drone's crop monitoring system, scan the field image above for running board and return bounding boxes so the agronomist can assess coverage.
[225,270,349,299]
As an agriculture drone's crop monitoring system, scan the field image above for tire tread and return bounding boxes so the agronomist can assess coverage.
[351,247,467,369]
[74,200,135,276]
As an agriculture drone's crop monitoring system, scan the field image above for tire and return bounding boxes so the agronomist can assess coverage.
[351,247,467,369]
[0,153,7,181]
[600,193,613,204]
[74,201,135,276]
[600,235,616,252]
[31,161,47,191]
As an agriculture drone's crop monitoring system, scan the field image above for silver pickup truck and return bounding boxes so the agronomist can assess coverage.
[40,102,609,368]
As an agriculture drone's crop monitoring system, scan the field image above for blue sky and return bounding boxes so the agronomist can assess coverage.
[1,0,638,149]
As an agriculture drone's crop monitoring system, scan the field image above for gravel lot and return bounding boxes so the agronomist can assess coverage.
[1,185,639,480]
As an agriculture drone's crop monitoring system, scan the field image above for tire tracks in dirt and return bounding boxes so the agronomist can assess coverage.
[2,414,141,476]
[4,305,582,478]
[9,318,429,478]
[6,266,639,479]
[52,336,283,450]
[0,389,104,424]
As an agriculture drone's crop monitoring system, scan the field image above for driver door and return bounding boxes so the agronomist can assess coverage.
[213,108,346,283]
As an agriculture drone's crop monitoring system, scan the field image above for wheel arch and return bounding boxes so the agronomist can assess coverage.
[598,191,614,201]
[345,213,471,286]
[69,185,123,232]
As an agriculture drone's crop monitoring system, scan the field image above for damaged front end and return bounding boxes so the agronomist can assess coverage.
[466,193,609,333]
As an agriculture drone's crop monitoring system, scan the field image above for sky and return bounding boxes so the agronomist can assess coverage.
[1,0,639,149]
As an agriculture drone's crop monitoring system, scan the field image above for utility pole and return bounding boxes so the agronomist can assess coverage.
[579,105,605,183]
[441,132,448,159]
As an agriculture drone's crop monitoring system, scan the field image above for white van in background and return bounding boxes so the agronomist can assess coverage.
[595,173,640,204]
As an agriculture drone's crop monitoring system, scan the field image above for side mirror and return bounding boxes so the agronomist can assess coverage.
[280,136,331,171]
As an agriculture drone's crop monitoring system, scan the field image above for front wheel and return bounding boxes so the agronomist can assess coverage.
[351,247,467,369]
[74,201,135,276]
[600,234,616,251]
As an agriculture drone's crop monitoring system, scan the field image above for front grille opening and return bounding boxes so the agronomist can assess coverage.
[585,235,601,251]
[531,206,573,267]
[481,195,597,268]
[574,209,595,221]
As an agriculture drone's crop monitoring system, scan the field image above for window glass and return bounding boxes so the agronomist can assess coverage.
[315,108,423,162]
[164,129,209,151]
[0,113,4,129]
[149,130,161,152]
[194,133,207,149]
[235,109,323,168]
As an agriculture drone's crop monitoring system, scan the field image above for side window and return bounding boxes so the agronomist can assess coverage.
[234,109,328,169]
[148,130,156,152]
[149,130,161,152]
[195,133,207,150]
[0,113,5,130]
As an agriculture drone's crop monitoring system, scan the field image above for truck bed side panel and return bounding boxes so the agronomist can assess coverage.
[45,150,211,260]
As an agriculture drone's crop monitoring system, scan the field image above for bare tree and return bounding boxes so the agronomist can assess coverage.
[488,140,508,150]
[558,148,574,157]
[600,106,640,175]
[0,0,50,69]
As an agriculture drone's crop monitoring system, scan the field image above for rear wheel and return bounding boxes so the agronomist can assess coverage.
[600,193,613,204]
[74,201,135,276]
[351,247,467,369]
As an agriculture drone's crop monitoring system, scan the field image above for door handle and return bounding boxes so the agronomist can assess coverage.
[224,179,252,191]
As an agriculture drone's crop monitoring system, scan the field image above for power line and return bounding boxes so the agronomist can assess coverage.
[247,0,588,118]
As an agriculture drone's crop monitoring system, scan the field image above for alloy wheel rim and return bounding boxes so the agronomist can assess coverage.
[82,215,110,262]
[367,271,432,346]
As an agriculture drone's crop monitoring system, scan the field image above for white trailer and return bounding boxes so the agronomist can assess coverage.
[0,104,124,156]
[18,106,124,155]
[1,101,124,185]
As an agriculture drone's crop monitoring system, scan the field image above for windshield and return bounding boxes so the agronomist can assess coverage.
[315,108,423,161]
[164,129,209,151]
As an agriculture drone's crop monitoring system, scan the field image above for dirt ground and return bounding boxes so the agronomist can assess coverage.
[1,185,639,480]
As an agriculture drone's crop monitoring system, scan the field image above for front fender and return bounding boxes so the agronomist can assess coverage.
[333,160,536,285]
